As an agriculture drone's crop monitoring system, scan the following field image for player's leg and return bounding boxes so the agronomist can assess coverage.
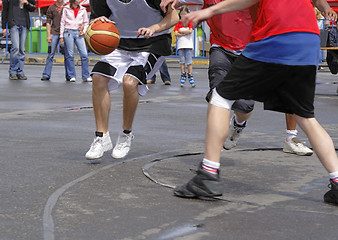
[122,75,139,131]
[85,74,113,159]
[295,116,337,173]
[111,75,139,159]
[278,63,338,205]
[224,100,254,150]
[174,89,234,198]
[92,74,111,133]
[295,115,338,205]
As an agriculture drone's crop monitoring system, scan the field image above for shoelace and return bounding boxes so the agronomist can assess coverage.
[90,137,102,151]
[230,127,243,141]
[115,134,133,150]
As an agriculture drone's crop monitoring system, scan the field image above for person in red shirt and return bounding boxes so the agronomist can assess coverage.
[161,0,338,206]
[174,6,195,87]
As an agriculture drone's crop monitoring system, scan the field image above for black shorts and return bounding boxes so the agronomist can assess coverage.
[215,55,316,118]
[206,47,255,114]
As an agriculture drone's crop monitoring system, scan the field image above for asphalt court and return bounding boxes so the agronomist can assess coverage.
[0,61,337,240]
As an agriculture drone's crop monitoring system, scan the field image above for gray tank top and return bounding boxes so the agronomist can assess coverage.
[106,0,170,38]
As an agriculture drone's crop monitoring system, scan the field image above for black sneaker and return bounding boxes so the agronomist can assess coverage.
[174,163,222,198]
[324,179,338,205]
[17,74,27,80]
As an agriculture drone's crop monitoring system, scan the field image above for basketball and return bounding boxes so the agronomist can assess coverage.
[85,21,120,55]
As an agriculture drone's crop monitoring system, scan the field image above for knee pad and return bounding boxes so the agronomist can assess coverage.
[210,88,234,110]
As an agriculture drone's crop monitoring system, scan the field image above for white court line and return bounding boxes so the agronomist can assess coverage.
[42,150,189,240]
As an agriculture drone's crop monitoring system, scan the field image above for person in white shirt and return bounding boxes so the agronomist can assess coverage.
[60,0,91,82]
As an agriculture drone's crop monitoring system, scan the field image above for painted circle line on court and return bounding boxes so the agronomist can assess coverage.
[42,149,191,240]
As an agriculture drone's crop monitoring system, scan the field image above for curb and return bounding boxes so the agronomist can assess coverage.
[0,55,209,67]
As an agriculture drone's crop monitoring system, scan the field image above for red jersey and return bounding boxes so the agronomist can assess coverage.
[249,0,320,43]
[204,0,252,50]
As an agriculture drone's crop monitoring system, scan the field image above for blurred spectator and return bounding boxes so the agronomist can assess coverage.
[147,60,171,85]
[1,0,36,80]
[174,6,195,87]
[60,0,91,82]
[41,0,67,81]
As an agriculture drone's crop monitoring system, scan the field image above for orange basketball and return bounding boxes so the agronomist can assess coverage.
[85,21,120,55]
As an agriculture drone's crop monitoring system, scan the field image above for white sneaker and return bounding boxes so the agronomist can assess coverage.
[283,138,313,156]
[85,132,113,160]
[83,77,92,82]
[112,131,134,159]
[223,116,246,150]
[69,77,76,82]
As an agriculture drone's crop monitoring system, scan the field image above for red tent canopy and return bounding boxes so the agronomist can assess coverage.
[0,0,89,9]
[36,0,89,8]
[36,0,57,8]
[328,0,338,7]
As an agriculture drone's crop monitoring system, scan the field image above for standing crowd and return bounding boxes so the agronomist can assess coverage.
[1,0,91,82]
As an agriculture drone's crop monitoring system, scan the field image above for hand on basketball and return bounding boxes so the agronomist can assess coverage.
[137,27,154,39]
[90,16,115,25]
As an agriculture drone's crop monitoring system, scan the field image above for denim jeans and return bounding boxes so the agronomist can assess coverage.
[151,60,171,83]
[9,25,27,75]
[42,34,68,79]
[63,29,89,79]
[178,48,193,65]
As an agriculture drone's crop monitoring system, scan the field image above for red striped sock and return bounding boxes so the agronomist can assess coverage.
[329,171,338,182]
[202,158,220,175]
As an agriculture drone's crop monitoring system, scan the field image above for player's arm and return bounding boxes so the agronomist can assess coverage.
[181,0,260,26]
[312,0,337,21]
[160,0,183,12]
[137,7,179,38]
[160,0,203,13]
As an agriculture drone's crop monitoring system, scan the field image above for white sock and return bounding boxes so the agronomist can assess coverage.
[234,115,246,126]
[286,130,298,141]
[202,158,220,174]
[329,171,338,182]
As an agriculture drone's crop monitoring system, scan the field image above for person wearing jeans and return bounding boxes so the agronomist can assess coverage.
[62,29,90,81]
[41,0,68,81]
[1,0,36,80]
[42,34,69,80]
[147,60,171,85]
[9,26,27,79]
[59,0,91,82]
